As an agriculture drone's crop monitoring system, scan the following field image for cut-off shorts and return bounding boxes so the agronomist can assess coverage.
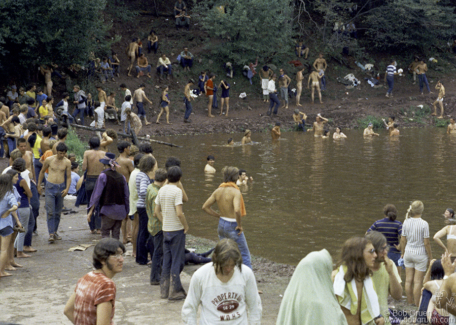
[404,251,428,272]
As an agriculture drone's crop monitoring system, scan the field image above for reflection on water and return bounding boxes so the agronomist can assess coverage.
[153,128,456,265]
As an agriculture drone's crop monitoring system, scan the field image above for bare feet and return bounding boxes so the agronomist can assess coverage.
[156,121,160,124]
[17,252,31,258]
[0,272,12,277]
[285,106,289,109]
[208,115,215,118]
[166,122,172,125]
[5,266,16,271]
[320,101,324,104]
[11,261,23,267]
[96,229,101,235]
[145,122,151,126]
[137,75,140,79]
[438,116,443,119]
[127,73,131,77]
[431,113,437,116]
[23,246,37,253]
[297,104,302,107]
[147,74,151,78]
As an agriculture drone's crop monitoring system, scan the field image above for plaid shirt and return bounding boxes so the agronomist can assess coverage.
[146,183,162,236]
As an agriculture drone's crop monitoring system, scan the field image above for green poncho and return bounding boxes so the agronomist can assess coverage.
[276,249,348,325]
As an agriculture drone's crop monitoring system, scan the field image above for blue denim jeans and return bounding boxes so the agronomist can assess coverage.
[218,218,252,269]
[298,119,306,132]
[386,75,394,95]
[45,181,66,235]
[148,41,158,54]
[136,207,150,265]
[388,250,402,266]
[24,182,40,244]
[181,58,193,68]
[158,65,172,78]
[184,98,192,120]
[149,230,163,283]
[268,93,280,116]
[14,207,30,251]
[122,120,131,134]
[321,75,327,90]
[73,107,85,125]
[419,74,430,93]
[34,159,42,183]
[136,102,146,118]
[135,65,151,74]
[161,230,186,296]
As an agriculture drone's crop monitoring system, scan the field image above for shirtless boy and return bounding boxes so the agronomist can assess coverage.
[96,85,108,110]
[415,59,431,95]
[390,124,400,137]
[100,130,115,152]
[311,114,328,137]
[204,155,216,173]
[363,123,379,137]
[259,66,274,102]
[313,53,327,91]
[278,69,291,109]
[382,116,395,135]
[126,39,139,77]
[308,70,323,104]
[132,84,152,126]
[296,66,305,106]
[448,118,456,135]
[241,130,252,144]
[116,141,134,244]
[271,122,281,140]
[408,57,420,85]
[37,142,71,243]
[202,166,252,269]
[293,110,307,131]
[432,81,445,118]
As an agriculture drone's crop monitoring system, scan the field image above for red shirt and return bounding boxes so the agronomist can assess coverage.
[74,272,116,325]
[206,79,214,96]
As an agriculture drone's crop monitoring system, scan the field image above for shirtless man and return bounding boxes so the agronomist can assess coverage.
[132,84,152,126]
[408,57,420,85]
[296,66,305,106]
[116,141,134,244]
[236,169,253,186]
[37,142,71,243]
[14,138,35,181]
[278,69,291,109]
[382,116,395,135]
[40,65,53,96]
[202,166,252,269]
[82,137,106,234]
[447,118,456,135]
[241,130,252,144]
[96,85,108,110]
[106,92,120,125]
[432,81,445,118]
[293,109,307,131]
[313,53,327,91]
[126,38,139,77]
[271,122,281,140]
[100,130,115,152]
[204,155,216,173]
[311,114,328,137]
[308,70,323,104]
[52,128,68,154]
[259,66,274,102]
[390,124,400,137]
[363,123,379,137]
[40,126,52,154]
[416,59,432,95]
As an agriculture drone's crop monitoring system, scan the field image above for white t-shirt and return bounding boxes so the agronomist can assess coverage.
[7,91,18,101]
[94,106,104,127]
[2,167,31,190]
[128,168,140,215]
[182,263,262,325]
[62,100,69,113]
[155,184,183,231]
[267,80,276,93]
[18,113,26,125]
[120,101,131,122]
[125,89,133,105]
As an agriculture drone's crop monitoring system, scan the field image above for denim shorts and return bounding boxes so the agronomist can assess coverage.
[137,102,146,117]
[0,226,14,237]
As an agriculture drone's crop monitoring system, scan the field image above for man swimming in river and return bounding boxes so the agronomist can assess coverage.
[363,123,379,137]
[382,116,395,135]
[390,123,400,137]
[311,114,328,137]
[204,155,216,173]
[448,118,456,135]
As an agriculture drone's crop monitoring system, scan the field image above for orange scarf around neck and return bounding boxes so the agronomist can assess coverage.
[218,182,246,217]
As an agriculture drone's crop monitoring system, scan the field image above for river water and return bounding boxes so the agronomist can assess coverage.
[153,128,456,265]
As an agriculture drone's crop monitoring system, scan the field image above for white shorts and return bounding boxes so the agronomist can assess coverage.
[404,251,428,272]
[100,102,106,110]
[262,79,269,95]
[437,98,443,102]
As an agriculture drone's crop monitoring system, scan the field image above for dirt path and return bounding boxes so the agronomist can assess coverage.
[0,197,293,324]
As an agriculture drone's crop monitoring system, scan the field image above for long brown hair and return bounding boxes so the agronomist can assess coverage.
[338,237,373,282]
[212,238,243,275]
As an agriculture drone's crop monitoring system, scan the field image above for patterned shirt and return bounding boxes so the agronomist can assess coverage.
[155,184,183,232]
[74,272,116,325]
[367,217,402,254]
[386,65,396,76]
[402,217,429,256]
[135,171,150,208]
[146,183,162,236]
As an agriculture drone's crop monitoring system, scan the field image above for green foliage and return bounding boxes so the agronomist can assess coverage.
[434,117,448,128]
[66,128,86,163]
[357,115,384,129]
[193,0,293,63]
[106,0,138,22]
[0,0,116,79]
[362,0,456,54]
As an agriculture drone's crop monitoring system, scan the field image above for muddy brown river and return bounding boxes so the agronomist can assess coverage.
[152,128,456,265]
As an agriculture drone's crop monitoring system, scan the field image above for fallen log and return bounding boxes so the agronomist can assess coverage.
[68,123,182,148]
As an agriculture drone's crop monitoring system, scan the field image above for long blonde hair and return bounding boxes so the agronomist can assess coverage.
[405,200,424,220]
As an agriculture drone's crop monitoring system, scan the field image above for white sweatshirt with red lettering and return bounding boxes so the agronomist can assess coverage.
[182,262,262,325]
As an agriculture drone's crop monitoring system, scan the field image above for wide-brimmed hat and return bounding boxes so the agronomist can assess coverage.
[99,152,117,165]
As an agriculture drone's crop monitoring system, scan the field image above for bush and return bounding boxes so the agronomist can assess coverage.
[357,116,384,129]
[66,128,86,163]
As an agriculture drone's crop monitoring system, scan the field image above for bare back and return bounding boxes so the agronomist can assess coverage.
[116,155,134,182]
[83,150,106,176]
[213,187,240,219]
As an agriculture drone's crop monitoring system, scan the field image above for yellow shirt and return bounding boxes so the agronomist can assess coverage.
[26,91,36,107]
[32,135,42,159]
[39,105,49,120]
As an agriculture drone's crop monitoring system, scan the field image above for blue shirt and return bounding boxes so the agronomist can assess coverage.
[0,191,18,231]
[368,217,403,253]
[27,106,36,118]
[36,93,48,107]
[69,171,81,195]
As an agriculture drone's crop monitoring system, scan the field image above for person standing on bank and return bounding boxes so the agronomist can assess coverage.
[37,142,71,243]
[205,74,216,118]
[219,80,230,117]
[87,153,129,240]
[278,69,291,110]
[415,59,432,95]
[384,60,398,98]
[260,66,273,102]
[432,80,445,119]
[156,87,171,125]
[267,75,280,116]
[183,79,194,123]
[202,166,252,269]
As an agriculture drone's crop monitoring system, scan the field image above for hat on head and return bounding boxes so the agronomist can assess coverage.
[100,152,120,170]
